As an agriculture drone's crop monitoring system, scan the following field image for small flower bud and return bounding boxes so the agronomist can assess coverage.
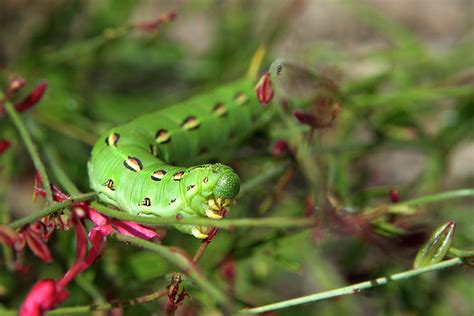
[133,11,177,32]
[413,221,456,269]
[271,139,289,157]
[293,110,316,127]
[14,81,48,113]
[255,72,275,106]
[6,78,26,97]
[388,188,400,203]
[0,139,11,155]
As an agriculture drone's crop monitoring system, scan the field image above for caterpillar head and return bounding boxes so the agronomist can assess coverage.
[192,164,240,221]
[182,164,240,238]
[213,170,240,200]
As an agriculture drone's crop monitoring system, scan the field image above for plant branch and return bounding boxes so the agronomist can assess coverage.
[44,290,168,314]
[3,101,53,203]
[112,233,230,306]
[399,188,474,206]
[44,145,81,195]
[8,192,97,229]
[92,203,315,229]
[240,257,464,314]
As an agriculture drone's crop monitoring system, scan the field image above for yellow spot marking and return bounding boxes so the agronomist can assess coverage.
[156,129,171,144]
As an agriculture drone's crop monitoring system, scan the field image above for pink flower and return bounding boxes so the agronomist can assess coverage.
[18,172,161,315]
[0,223,53,265]
[19,279,68,316]
[255,72,275,106]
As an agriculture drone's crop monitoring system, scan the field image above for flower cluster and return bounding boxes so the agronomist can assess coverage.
[11,173,159,316]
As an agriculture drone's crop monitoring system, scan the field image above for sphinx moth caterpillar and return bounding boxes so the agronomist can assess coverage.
[88,79,266,238]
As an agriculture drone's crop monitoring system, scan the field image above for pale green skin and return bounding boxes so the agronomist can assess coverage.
[88,79,265,236]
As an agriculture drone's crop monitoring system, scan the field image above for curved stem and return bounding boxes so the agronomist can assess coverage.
[240,258,464,314]
[399,189,474,206]
[45,290,168,314]
[92,202,315,229]
[4,101,54,203]
[8,192,97,229]
[112,233,230,306]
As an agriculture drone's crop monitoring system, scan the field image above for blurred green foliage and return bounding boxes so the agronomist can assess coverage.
[0,0,473,315]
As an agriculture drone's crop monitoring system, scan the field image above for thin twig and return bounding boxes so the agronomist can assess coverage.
[240,258,465,314]
[45,289,168,314]
[92,202,315,229]
[399,189,474,206]
[8,192,98,229]
[112,233,229,306]
[3,101,54,203]
[44,145,81,195]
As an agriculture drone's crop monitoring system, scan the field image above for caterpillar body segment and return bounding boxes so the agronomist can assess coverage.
[88,79,265,238]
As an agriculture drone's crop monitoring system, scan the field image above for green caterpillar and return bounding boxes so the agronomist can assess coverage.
[88,79,266,238]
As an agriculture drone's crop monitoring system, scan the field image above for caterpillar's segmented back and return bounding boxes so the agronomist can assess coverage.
[88,79,264,238]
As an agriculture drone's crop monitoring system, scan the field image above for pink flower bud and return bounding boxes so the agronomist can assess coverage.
[19,279,68,316]
[271,139,289,157]
[255,72,275,106]
[24,229,53,263]
[14,81,47,113]
[0,139,11,155]
[388,188,400,203]
[293,110,317,127]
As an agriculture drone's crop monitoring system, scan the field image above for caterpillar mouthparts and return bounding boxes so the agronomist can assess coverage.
[190,198,233,238]
[206,197,232,219]
[192,226,212,239]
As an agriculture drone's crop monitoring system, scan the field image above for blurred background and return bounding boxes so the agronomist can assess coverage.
[0,0,473,315]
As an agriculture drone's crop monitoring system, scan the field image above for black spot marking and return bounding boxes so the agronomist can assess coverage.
[149,144,158,156]
[169,198,177,205]
[186,184,195,191]
[156,129,171,144]
[142,198,151,207]
[102,179,115,191]
[213,103,227,117]
[276,63,282,75]
[199,146,209,156]
[151,170,167,181]
[203,177,209,184]
[173,171,185,181]
[180,116,200,130]
[123,156,143,172]
[105,133,120,146]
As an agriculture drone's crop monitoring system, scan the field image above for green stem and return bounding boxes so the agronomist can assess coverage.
[4,101,54,203]
[92,203,315,229]
[44,146,80,195]
[240,258,464,314]
[448,247,474,258]
[239,161,290,196]
[112,233,230,306]
[46,290,167,314]
[8,192,97,229]
[399,189,474,206]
